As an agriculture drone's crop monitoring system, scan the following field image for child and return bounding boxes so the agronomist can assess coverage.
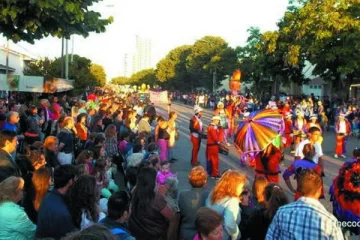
[156,160,177,186]
[143,142,159,161]
[92,158,119,199]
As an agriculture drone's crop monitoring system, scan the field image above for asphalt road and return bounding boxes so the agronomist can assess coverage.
[155,101,360,215]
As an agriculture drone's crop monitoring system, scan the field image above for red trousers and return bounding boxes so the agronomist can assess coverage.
[206,145,219,177]
[335,135,346,155]
[191,135,201,165]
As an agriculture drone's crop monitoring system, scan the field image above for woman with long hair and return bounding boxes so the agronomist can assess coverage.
[24,167,52,223]
[0,176,36,239]
[242,184,289,239]
[129,167,174,240]
[104,124,118,158]
[206,170,247,240]
[43,136,59,168]
[167,111,178,162]
[154,116,170,162]
[75,113,89,148]
[76,150,94,173]
[68,175,105,230]
[254,143,282,183]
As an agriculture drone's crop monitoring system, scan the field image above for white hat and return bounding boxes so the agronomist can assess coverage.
[212,116,221,121]
[217,102,224,107]
[318,101,322,105]
[310,114,318,120]
[243,112,250,117]
[194,105,203,114]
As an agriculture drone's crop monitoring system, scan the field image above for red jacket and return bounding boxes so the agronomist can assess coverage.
[189,116,203,137]
[207,124,221,145]
[284,119,293,134]
[336,120,351,134]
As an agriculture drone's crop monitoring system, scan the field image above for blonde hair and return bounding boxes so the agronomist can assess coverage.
[0,177,24,202]
[211,170,246,204]
[63,117,74,128]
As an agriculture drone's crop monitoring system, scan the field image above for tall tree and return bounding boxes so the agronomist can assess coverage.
[130,69,157,86]
[111,76,130,85]
[90,64,106,87]
[187,36,239,90]
[278,0,360,92]
[0,0,113,43]
[156,45,194,91]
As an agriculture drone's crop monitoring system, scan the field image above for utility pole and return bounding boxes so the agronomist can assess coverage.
[65,38,69,80]
[5,40,9,77]
[61,37,65,78]
[71,35,74,62]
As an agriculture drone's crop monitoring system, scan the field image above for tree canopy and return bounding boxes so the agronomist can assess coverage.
[90,64,106,87]
[23,55,104,94]
[0,0,113,43]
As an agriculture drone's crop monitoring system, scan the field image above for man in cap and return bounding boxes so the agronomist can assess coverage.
[189,106,204,166]
[334,113,351,158]
[206,116,222,179]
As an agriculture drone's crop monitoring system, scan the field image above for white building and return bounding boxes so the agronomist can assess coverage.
[132,35,152,74]
[0,46,35,75]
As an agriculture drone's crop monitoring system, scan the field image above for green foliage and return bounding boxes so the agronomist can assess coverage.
[186,36,239,90]
[130,69,157,86]
[90,64,106,87]
[23,55,102,94]
[0,0,113,43]
[111,76,130,85]
[278,0,360,88]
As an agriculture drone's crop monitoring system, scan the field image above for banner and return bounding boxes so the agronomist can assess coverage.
[150,90,168,104]
[0,74,74,93]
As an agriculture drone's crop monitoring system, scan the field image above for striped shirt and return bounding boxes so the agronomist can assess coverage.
[266,197,344,240]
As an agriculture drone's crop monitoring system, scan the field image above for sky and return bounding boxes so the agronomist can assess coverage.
[0,0,289,80]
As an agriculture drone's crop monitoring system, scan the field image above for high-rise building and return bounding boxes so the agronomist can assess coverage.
[132,35,152,74]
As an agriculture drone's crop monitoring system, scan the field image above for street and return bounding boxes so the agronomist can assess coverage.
[156,102,360,213]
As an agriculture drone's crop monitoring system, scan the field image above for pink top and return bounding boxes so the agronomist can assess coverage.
[193,234,201,240]
[119,140,127,153]
[156,171,175,185]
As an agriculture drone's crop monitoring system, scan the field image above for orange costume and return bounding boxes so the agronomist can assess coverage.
[206,123,221,177]
[189,115,203,166]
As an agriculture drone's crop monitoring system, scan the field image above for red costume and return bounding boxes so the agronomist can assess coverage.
[254,147,282,183]
[284,118,293,148]
[189,115,203,165]
[206,123,221,177]
[335,120,351,155]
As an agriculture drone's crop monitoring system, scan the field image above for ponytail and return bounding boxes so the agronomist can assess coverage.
[264,184,289,219]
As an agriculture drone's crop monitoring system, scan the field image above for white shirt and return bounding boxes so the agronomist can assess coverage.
[295,139,323,164]
[191,115,203,138]
[338,121,346,134]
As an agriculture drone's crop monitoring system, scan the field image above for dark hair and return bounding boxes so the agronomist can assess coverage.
[54,164,77,189]
[308,126,321,133]
[147,142,156,152]
[76,150,94,165]
[68,175,100,228]
[107,191,131,220]
[120,132,130,141]
[132,167,157,210]
[91,146,103,160]
[264,184,289,219]
[0,130,17,147]
[298,169,322,197]
[63,224,117,240]
[132,143,143,153]
[160,160,170,167]
[92,158,106,176]
[195,207,223,237]
[77,113,87,123]
[353,148,360,159]
[302,143,315,160]
[125,166,138,190]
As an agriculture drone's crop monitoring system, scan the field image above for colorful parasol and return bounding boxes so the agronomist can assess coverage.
[234,109,284,155]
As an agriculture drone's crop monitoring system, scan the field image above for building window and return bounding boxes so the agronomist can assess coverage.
[310,85,313,89]
[318,85,321,89]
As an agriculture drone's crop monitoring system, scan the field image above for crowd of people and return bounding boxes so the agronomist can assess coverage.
[0,88,358,240]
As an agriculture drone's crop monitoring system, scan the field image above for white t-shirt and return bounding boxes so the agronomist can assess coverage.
[295,139,323,164]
